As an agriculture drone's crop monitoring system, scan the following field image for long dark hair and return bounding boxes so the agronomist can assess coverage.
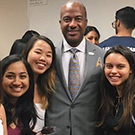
[0,60,3,103]
[98,45,135,130]
[1,54,37,135]
[22,35,56,109]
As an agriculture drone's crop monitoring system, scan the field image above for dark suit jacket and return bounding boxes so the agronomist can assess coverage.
[46,39,105,135]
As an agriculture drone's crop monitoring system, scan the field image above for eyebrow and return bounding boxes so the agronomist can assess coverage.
[34,48,42,51]
[6,72,28,75]
[35,48,53,53]
[105,63,126,66]
[63,15,83,18]
[47,51,53,54]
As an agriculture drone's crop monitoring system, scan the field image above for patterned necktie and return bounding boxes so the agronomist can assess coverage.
[68,48,81,99]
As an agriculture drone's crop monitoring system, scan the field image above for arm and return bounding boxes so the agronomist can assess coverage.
[0,104,8,135]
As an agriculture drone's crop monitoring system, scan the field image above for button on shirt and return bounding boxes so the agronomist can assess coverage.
[62,37,85,86]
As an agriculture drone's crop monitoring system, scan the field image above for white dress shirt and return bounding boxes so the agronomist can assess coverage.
[62,37,86,86]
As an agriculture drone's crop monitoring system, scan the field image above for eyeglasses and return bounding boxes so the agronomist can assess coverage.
[111,21,116,29]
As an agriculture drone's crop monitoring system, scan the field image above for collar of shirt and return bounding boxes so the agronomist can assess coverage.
[62,37,85,54]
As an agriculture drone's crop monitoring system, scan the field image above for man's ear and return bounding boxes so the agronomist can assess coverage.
[85,19,88,27]
[116,19,120,27]
[59,20,62,29]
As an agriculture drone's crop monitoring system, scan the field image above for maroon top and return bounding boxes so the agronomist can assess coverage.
[8,122,22,135]
[8,126,21,135]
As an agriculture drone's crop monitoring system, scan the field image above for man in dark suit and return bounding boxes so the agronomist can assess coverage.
[45,1,105,135]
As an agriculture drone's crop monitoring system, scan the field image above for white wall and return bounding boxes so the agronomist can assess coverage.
[1,0,135,59]
[29,0,135,45]
[0,0,28,59]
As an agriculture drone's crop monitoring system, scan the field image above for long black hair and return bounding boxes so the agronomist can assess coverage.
[1,54,37,135]
[98,45,135,130]
[22,35,56,109]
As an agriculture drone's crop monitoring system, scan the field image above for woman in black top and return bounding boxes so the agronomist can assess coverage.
[98,45,135,135]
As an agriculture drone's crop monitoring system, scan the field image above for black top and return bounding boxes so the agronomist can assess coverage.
[99,96,135,135]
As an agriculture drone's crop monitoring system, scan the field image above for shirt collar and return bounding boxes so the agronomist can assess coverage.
[63,37,85,53]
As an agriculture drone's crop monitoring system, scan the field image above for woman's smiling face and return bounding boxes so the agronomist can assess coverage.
[27,39,53,76]
[104,53,131,90]
[2,61,29,101]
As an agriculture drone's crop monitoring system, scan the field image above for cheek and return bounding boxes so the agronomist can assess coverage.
[61,24,68,31]
[2,80,11,95]
[123,70,131,79]
[104,68,108,74]
[28,54,37,64]
[2,78,9,89]
[48,58,53,66]
[104,69,110,77]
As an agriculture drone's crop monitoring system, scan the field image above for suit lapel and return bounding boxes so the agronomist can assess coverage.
[77,40,99,96]
[56,42,72,100]
[83,40,97,84]
[56,40,102,101]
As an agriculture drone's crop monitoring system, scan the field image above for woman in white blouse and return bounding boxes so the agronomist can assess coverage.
[22,35,56,133]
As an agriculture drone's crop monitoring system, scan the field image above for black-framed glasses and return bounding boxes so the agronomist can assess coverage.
[111,21,116,29]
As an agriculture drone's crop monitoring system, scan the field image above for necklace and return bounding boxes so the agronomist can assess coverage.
[113,96,121,117]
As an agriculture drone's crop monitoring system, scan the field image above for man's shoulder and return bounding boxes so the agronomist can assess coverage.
[99,36,135,47]
[55,41,63,50]
[98,36,135,52]
[55,41,62,46]
[98,36,115,47]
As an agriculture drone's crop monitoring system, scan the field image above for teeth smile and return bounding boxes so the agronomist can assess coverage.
[10,87,22,91]
[38,63,45,67]
[14,88,21,90]
[111,77,119,79]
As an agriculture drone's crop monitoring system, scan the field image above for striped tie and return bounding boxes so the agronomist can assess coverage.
[68,48,81,99]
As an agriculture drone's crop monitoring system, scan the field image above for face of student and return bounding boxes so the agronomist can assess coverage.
[59,2,87,47]
[104,53,131,90]
[85,30,99,45]
[27,39,53,76]
[2,61,29,100]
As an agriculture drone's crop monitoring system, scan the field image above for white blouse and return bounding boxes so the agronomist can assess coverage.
[34,103,46,133]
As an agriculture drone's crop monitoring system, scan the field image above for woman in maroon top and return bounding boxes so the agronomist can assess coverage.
[0,61,7,135]
[1,55,37,135]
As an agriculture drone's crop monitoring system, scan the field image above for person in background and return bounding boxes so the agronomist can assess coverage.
[22,35,55,133]
[1,54,37,135]
[0,61,7,135]
[84,26,100,45]
[98,45,135,135]
[99,6,135,54]
[45,1,105,135]
[9,30,40,55]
